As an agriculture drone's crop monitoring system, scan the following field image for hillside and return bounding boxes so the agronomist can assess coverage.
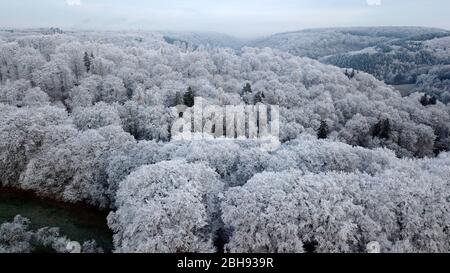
[1,29,450,253]
[250,27,450,103]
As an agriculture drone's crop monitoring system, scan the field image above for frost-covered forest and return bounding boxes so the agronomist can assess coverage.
[249,27,450,103]
[1,28,450,253]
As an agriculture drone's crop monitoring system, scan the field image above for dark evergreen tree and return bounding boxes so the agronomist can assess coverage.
[317,120,329,139]
[372,119,391,139]
[429,96,437,105]
[380,119,391,139]
[420,94,438,106]
[420,94,429,106]
[255,91,265,104]
[242,83,253,104]
[184,87,195,107]
[242,83,252,94]
[84,52,91,73]
[344,69,356,79]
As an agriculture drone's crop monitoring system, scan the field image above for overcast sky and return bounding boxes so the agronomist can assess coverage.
[0,0,449,37]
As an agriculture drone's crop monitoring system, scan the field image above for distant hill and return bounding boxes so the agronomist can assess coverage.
[250,27,449,58]
[250,27,450,103]
[160,31,249,49]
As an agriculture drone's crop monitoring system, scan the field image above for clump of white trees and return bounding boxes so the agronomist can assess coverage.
[222,152,450,253]
[2,31,450,157]
[1,30,450,253]
[107,161,223,253]
[0,215,102,253]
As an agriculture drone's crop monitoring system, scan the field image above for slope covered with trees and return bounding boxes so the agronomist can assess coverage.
[1,29,450,253]
[251,27,448,58]
[251,27,450,103]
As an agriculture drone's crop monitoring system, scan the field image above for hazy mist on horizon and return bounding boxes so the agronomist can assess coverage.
[0,0,449,37]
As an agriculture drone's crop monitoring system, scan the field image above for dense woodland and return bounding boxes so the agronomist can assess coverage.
[249,27,450,103]
[1,28,450,253]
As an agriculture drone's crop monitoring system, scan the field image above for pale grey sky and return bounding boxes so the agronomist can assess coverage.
[0,0,449,37]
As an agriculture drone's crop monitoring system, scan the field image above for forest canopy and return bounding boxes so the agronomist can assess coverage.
[1,29,450,253]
